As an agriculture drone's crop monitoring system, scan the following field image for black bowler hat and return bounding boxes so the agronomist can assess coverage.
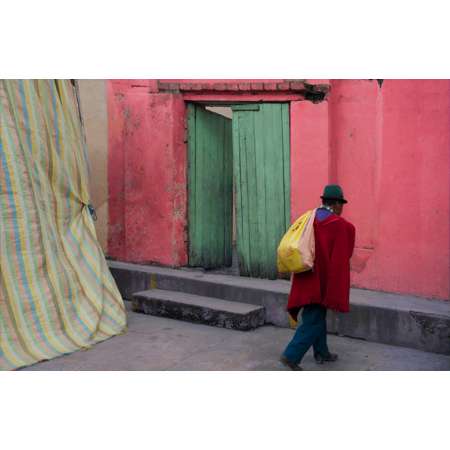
[321,184,348,204]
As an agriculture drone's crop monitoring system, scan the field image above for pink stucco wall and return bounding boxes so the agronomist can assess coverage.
[107,79,450,301]
[290,100,329,219]
[108,82,187,266]
[329,79,449,300]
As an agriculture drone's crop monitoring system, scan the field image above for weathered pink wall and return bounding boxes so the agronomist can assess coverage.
[290,100,329,220]
[107,79,450,300]
[329,80,450,300]
[108,82,187,266]
[328,80,380,276]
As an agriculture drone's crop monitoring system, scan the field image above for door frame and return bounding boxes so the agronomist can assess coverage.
[186,100,292,276]
[185,97,293,276]
[177,87,328,236]
[180,87,307,228]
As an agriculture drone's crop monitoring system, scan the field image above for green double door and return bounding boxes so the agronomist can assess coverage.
[188,103,290,279]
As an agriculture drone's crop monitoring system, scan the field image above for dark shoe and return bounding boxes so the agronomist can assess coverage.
[314,352,338,364]
[280,355,303,371]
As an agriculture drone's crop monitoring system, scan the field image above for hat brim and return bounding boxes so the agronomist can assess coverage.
[321,196,348,204]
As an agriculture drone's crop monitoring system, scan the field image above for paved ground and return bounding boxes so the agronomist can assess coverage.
[23,303,450,371]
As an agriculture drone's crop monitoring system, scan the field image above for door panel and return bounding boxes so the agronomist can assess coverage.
[187,104,233,269]
[232,103,290,279]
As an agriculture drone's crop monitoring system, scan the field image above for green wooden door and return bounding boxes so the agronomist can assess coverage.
[232,103,290,279]
[187,104,233,269]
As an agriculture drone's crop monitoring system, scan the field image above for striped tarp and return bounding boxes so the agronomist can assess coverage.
[0,80,127,370]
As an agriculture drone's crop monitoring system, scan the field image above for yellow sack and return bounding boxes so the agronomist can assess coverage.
[277,209,316,273]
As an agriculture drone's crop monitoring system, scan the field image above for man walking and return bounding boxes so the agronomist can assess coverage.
[280,185,356,370]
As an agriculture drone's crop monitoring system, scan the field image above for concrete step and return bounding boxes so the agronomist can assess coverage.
[109,260,450,355]
[132,289,265,331]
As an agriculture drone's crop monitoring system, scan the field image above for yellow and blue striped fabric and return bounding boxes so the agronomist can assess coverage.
[0,80,127,370]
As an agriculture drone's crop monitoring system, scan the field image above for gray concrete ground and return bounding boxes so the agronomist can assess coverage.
[24,303,450,371]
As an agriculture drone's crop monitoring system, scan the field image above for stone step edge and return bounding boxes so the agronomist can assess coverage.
[132,289,266,331]
[133,289,266,314]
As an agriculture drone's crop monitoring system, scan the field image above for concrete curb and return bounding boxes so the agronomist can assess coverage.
[108,260,450,355]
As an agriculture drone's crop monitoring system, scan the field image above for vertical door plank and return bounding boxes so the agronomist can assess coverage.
[223,118,233,266]
[232,113,244,273]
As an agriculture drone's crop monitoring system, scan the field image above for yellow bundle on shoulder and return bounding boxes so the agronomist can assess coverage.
[277,209,316,274]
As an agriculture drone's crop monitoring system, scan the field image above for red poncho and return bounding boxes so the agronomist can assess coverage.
[287,214,356,320]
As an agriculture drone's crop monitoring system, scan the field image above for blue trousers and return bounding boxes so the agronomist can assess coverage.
[282,304,329,365]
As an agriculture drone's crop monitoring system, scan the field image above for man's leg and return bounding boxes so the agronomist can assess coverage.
[282,305,324,366]
[313,307,338,363]
[313,307,329,358]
